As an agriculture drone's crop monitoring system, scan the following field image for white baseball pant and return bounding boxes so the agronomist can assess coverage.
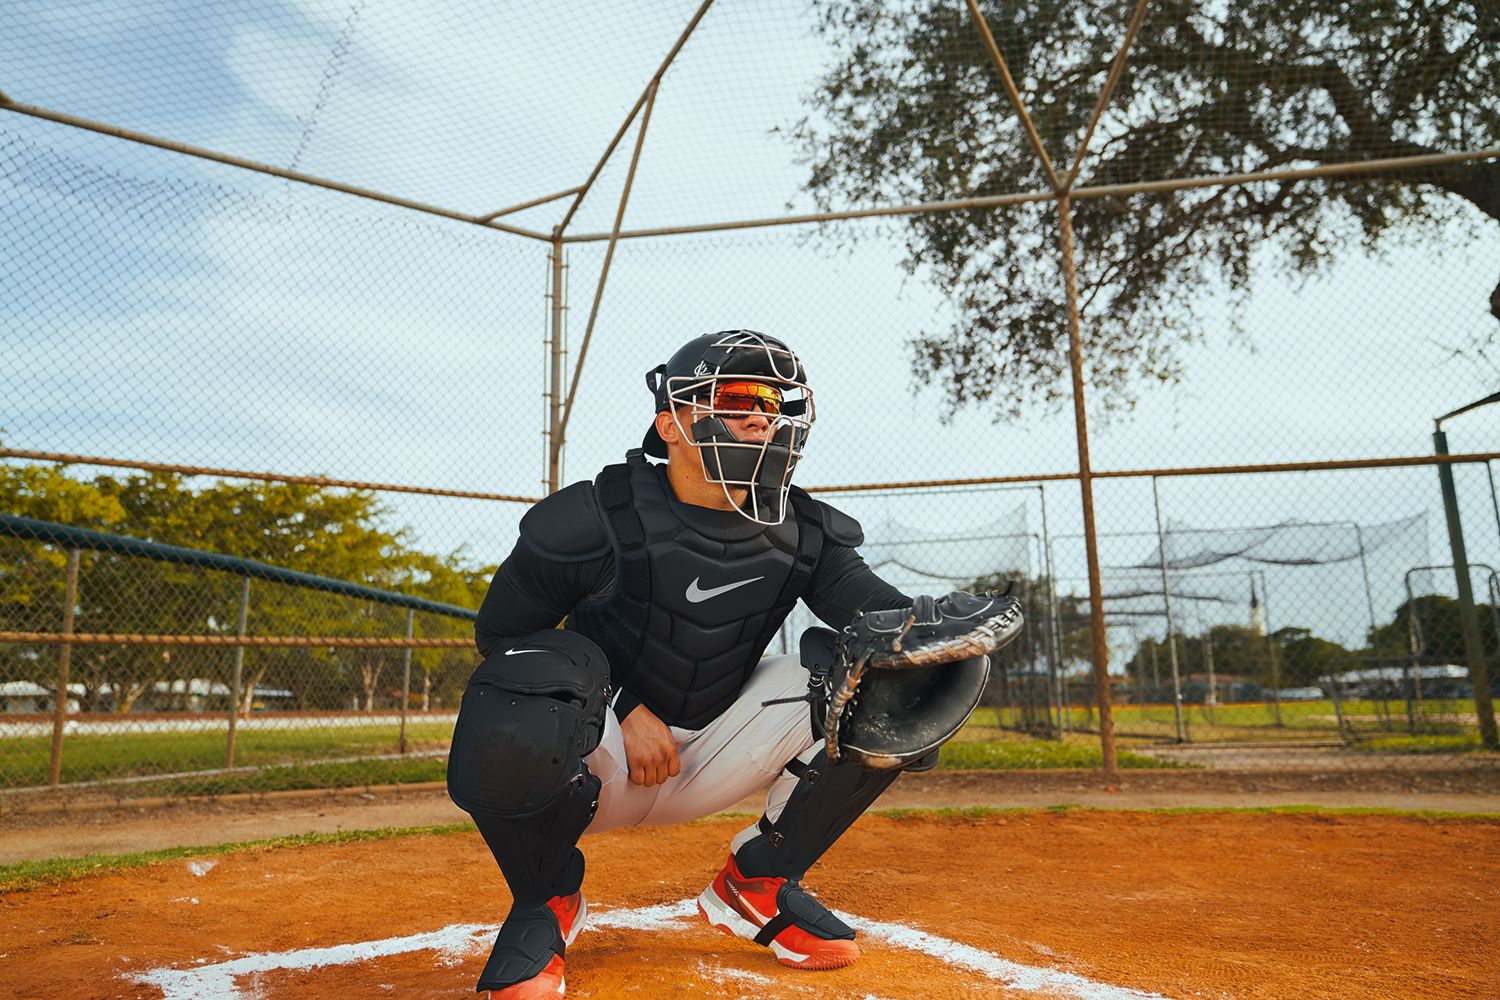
[582,653,817,838]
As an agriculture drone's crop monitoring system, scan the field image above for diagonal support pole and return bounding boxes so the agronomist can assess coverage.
[964,0,1135,776]
[0,98,550,241]
[556,0,715,235]
[479,185,582,222]
[964,0,1061,192]
[1063,0,1150,191]
[554,80,659,464]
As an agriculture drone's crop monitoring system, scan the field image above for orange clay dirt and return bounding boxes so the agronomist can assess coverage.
[2,811,1497,1000]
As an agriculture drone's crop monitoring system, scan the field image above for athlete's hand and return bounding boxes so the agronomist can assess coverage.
[620,703,681,787]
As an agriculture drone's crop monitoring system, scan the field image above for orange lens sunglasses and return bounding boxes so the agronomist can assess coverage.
[711,380,783,415]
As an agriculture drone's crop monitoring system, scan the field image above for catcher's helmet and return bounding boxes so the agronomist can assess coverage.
[643,330,814,525]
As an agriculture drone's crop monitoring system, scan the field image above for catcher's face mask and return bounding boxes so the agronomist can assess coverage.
[643,331,815,526]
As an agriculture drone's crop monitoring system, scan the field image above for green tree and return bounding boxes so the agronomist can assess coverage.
[796,0,1500,416]
[1369,593,1500,665]
[1273,626,1355,687]
[2,464,483,714]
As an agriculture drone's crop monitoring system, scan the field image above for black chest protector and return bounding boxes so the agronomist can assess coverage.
[566,452,824,730]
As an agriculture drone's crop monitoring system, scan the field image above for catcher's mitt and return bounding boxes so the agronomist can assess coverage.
[818,590,1024,769]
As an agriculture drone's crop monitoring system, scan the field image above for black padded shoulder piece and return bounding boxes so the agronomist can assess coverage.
[792,489,862,547]
[517,481,611,562]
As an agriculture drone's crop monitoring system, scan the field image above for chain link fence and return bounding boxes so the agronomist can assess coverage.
[3,0,1499,801]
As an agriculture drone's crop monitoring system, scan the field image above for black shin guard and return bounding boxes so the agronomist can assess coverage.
[468,764,601,907]
[735,749,903,882]
[467,768,600,991]
[476,902,564,992]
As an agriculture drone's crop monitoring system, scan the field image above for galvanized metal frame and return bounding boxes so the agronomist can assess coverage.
[6,2,1500,783]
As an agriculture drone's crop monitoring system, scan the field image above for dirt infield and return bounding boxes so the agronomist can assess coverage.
[3,810,1497,999]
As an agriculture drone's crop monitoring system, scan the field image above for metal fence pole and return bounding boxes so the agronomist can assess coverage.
[400,608,414,755]
[224,575,251,768]
[1151,477,1186,742]
[1038,483,1063,739]
[47,547,81,787]
[1434,429,1498,749]
[1259,570,1285,727]
[1057,194,1118,777]
[546,237,565,494]
[1204,630,1217,725]
[1488,461,1500,549]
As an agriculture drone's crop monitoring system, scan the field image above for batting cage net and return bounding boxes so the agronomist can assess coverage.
[2,0,1498,801]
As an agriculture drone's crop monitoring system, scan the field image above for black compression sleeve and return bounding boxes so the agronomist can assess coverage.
[804,544,910,630]
[474,538,611,656]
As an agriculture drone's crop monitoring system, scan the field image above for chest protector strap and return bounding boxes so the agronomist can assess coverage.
[586,452,653,696]
[592,451,824,714]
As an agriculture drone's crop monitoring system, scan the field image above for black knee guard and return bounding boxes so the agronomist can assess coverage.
[735,747,928,882]
[447,630,609,907]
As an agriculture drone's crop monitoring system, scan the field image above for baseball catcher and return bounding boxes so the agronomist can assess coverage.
[446,331,1023,998]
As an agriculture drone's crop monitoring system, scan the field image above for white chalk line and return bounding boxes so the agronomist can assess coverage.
[127,898,1169,1000]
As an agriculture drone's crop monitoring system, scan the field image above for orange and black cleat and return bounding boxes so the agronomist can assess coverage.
[697,854,859,970]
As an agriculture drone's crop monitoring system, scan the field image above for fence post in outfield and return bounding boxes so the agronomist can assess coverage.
[1038,483,1063,740]
[225,576,251,769]
[1152,477,1186,742]
[48,547,81,787]
[1258,571,1285,727]
[1434,429,1499,750]
[399,608,414,755]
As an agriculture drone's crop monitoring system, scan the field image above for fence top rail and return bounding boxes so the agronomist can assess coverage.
[0,513,479,621]
[0,631,473,648]
[0,449,540,504]
[10,447,1496,498]
[805,452,1500,494]
[561,146,1500,243]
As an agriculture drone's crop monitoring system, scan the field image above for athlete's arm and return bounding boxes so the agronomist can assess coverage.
[474,483,613,656]
[804,543,910,630]
[474,546,610,655]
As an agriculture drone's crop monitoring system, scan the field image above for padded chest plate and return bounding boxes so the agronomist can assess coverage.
[566,459,817,729]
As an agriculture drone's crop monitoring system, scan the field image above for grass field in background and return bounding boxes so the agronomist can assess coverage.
[977,699,1483,743]
[0,719,456,787]
[3,696,1490,796]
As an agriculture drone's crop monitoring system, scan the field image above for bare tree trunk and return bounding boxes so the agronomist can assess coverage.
[359,655,382,713]
[117,678,151,714]
[421,670,431,711]
[238,663,270,719]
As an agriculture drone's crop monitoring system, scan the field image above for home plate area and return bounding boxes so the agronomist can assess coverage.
[129,898,1163,1000]
[10,812,1492,999]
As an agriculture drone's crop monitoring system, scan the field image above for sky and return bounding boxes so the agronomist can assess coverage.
[3,0,1498,664]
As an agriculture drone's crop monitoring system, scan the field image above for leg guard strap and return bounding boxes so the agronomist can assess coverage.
[739,749,900,880]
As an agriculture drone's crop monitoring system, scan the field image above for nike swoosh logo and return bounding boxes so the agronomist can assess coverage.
[503,647,546,656]
[724,879,770,927]
[685,575,765,603]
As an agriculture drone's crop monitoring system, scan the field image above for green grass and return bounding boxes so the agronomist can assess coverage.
[0,822,474,894]
[938,739,1187,769]
[152,756,449,796]
[0,719,456,787]
[981,698,1486,744]
[1353,733,1494,754]
[5,696,1485,797]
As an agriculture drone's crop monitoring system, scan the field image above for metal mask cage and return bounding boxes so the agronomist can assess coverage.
[661,334,815,526]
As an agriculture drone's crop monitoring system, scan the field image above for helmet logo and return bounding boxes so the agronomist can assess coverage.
[692,360,711,377]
